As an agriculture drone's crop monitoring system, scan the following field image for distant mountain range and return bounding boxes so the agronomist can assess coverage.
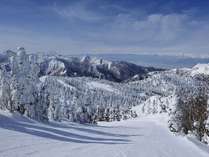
[83,54,209,68]
[39,55,162,82]
[0,50,162,83]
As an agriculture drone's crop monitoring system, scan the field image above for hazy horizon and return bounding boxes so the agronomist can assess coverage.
[2,47,209,68]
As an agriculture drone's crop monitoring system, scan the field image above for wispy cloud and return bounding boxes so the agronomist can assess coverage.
[52,1,106,22]
[0,0,209,56]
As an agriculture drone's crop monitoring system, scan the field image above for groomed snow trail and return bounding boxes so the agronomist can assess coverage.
[0,111,209,157]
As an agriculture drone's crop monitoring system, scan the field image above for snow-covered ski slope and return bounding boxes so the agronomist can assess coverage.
[0,111,209,157]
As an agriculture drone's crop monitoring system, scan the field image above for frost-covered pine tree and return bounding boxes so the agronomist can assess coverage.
[9,47,41,118]
[0,47,49,121]
[0,67,14,111]
[169,84,208,142]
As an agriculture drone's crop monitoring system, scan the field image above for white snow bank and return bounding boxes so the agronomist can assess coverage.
[191,64,209,76]
[57,79,76,90]
[87,81,118,93]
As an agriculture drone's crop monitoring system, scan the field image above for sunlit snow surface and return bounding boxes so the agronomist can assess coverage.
[0,111,209,157]
[87,81,119,93]
[191,64,209,76]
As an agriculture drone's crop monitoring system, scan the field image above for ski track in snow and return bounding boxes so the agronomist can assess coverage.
[0,111,209,157]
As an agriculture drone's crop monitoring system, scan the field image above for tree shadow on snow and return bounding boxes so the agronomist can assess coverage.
[48,121,140,138]
[0,114,142,144]
[187,137,209,154]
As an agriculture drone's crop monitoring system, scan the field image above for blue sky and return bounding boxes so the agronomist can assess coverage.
[0,0,209,56]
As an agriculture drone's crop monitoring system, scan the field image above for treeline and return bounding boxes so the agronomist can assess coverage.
[0,48,138,124]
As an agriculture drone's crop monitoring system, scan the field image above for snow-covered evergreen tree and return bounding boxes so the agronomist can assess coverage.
[169,85,209,142]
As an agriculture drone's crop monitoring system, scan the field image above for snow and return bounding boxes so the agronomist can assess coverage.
[39,76,47,82]
[0,110,209,157]
[132,95,177,116]
[90,57,112,66]
[57,79,76,90]
[1,48,209,156]
[191,64,209,76]
[47,59,66,75]
[87,81,118,93]
[39,77,76,90]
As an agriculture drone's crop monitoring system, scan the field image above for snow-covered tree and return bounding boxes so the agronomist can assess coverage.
[169,85,208,142]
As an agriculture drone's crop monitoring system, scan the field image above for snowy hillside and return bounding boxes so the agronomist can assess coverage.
[0,48,209,156]
[0,48,143,123]
[1,110,209,157]
[191,64,209,76]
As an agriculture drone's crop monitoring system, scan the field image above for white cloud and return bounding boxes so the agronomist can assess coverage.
[79,12,209,56]
[1,1,209,56]
[52,2,104,22]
